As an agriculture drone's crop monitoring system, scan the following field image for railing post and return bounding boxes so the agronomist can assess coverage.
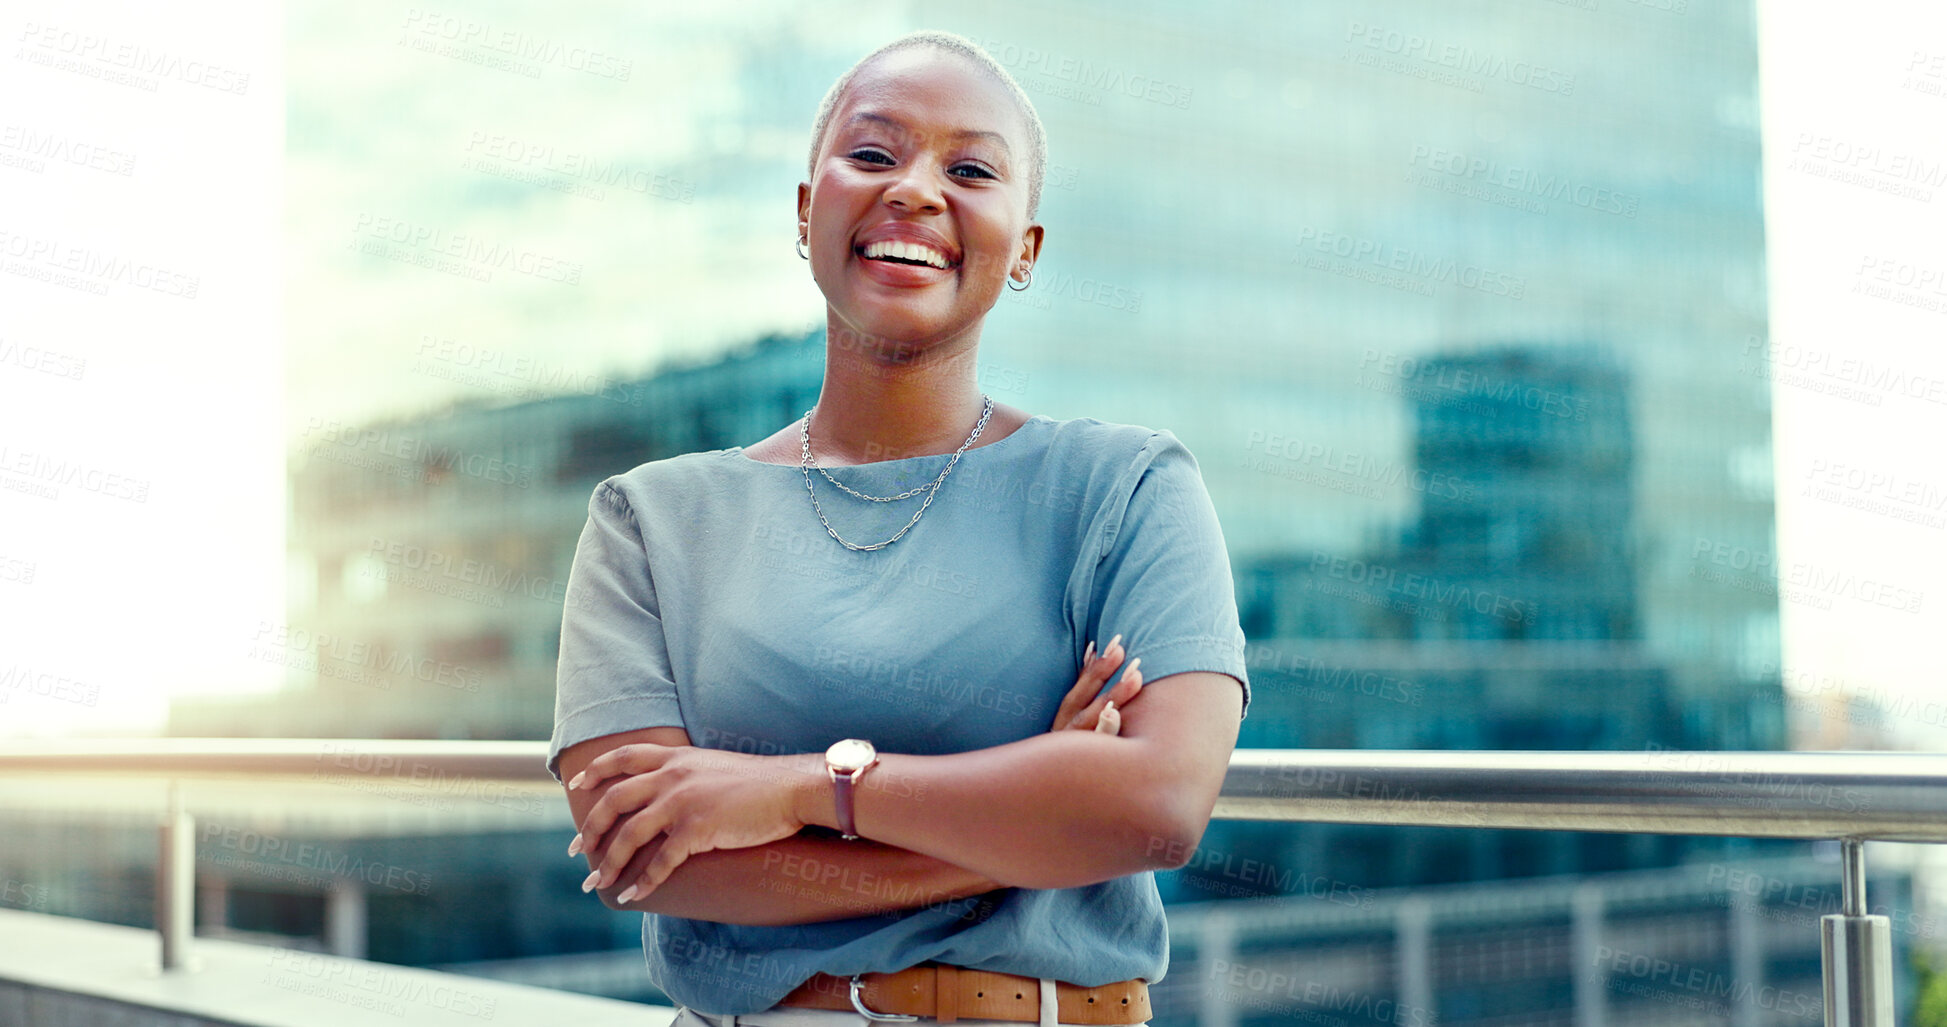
[1571,883,1606,1027]
[1199,911,1236,1027]
[1729,873,1763,1027]
[326,880,369,960]
[1395,898,1432,1026]
[156,781,194,971]
[1822,839,1893,1026]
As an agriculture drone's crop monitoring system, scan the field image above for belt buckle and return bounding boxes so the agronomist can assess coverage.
[849,974,919,1022]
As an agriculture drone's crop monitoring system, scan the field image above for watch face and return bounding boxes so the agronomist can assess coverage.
[827,738,875,772]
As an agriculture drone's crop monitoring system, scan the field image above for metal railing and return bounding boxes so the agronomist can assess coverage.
[2,739,1943,1026]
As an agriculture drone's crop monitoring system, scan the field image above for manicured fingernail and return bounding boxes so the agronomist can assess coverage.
[581,871,600,893]
[616,885,638,903]
[1096,702,1120,735]
[1083,640,1095,663]
[567,835,583,857]
[568,771,586,790]
[1107,633,1122,652]
[1122,657,1141,679]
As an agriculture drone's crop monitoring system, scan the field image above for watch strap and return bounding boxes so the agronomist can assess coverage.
[832,767,860,840]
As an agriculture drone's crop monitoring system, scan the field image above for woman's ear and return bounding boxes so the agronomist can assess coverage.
[1017,223,1045,270]
[797,182,811,235]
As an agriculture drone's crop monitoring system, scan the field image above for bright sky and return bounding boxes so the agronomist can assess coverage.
[0,0,1940,747]
[1754,1,1947,750]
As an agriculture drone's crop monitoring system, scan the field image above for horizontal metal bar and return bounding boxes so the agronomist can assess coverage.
[1214,749,1947,842]
[0,738,549,781]
[0,740,1942,842]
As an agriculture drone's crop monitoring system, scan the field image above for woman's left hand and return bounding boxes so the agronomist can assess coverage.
[1050,634,1143,735]
[567,743,817,901]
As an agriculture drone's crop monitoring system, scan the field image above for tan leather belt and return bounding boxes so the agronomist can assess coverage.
[777,963,1150,1025]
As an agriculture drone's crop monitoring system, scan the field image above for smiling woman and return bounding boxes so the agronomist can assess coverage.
[790,37,1045,412]
[547,29,1249,1027]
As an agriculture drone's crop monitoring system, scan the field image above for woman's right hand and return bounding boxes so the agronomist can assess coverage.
[1050,634,1144,735]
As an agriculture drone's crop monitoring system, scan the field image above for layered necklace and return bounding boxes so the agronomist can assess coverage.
[799,394,993,552]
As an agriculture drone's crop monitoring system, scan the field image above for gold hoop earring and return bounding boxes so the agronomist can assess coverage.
[1006,267,1032,292]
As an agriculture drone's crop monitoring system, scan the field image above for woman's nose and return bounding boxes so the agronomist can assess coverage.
[882,162,944,213]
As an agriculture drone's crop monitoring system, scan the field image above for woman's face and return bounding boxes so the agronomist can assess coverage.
[799,49,1042,353]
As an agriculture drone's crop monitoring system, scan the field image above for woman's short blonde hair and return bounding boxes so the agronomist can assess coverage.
[807,30,1048,220]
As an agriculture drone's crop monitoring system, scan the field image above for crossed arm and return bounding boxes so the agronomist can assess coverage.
[555,662,1242,927]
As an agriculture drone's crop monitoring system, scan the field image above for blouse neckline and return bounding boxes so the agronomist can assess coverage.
[725,414,1053,470]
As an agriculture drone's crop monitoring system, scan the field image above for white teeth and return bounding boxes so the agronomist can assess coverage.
[861,239,950,269]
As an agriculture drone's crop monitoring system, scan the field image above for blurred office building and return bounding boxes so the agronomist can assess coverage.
[143,0,1828,1023]
[172,332,823,739]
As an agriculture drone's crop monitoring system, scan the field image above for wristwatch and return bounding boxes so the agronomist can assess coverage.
[825,738,878,840]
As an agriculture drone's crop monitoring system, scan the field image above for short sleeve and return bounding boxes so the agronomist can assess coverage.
[1082,431,1251,719]
[547,480,686,780]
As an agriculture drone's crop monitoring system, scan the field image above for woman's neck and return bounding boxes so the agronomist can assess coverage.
[809,328,993,464]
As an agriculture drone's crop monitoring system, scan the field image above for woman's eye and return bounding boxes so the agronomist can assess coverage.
[951,164,996,180]
[849,149,894,165]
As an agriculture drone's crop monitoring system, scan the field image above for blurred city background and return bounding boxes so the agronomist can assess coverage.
[3,0,1945,1025]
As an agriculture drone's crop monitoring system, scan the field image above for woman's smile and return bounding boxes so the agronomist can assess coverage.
[853,223,962,288]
